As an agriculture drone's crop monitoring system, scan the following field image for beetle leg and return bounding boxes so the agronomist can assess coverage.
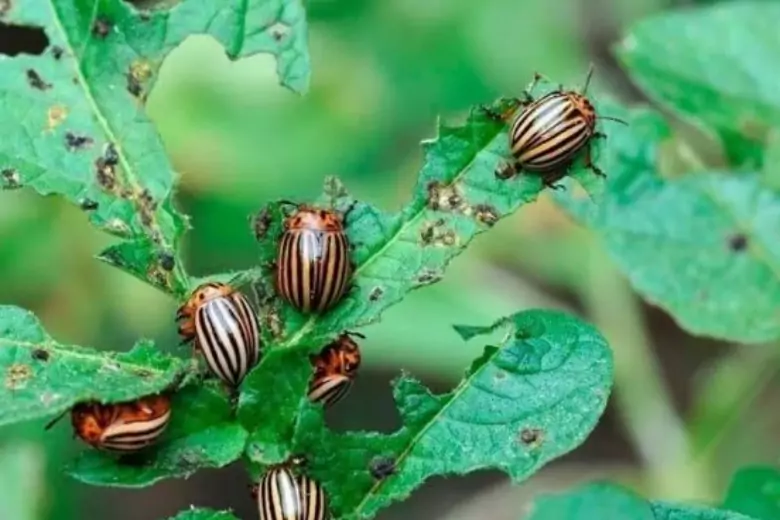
[584,146,607,178]
[593,131,607,140]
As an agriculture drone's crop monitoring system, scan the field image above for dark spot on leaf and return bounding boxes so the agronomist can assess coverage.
[147,265,169,290]
[95,144,119,192]
[133,368,153,378]
[519,427,544,447]
[1,168,21,189]
[5,363,32,389]
[369,286,383,302]
[728,233,748,252]
[51,45,63,60]
[126,59,152,100]
[138,188,158,228]
[415,269,442,286]
[252,207,272,241]
[494,370,506,381]
[92,17,112,38]
[26,69,51,90]
[79,198,98,211]
[65,132,94,151]
[31,348,49,362]
[419,219,457,247]
[473,204,499,226]
[369,456,396,480]
[268,22,289,42]
[427,181,465,212]
[119,187,134,199]
[0,22,49,56]
[158,252,175,271]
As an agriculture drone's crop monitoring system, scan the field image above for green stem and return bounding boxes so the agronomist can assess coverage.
[579,241,715,501]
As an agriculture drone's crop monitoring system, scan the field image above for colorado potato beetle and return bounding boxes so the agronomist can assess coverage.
[276,201,354,314]
[308,332,363,407]
[493,66,626,189]
[48,394,172,453]
[176,281,261,387]
[255,461,330,520]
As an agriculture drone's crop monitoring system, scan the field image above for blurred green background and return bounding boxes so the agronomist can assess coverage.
[2,0,778,518]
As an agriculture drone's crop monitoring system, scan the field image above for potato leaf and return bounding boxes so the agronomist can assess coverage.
[555,101,780,343]
[0,305,185,428]
[291,310,613,519]
[1,0,310,297]
[617,1,780,165]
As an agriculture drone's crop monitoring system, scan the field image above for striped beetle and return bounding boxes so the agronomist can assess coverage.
[176,281,261,388]
[308,332,364,407]
[275,201,355,314]
[253,458,330,520]
[46,394,172,453]
[489,66,626,189]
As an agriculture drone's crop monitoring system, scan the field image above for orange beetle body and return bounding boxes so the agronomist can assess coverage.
[70,394,171,453]
[276,204,353,314]
[308,332,362,407]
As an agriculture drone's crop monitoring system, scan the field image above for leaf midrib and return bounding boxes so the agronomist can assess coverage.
[280,119,505,349]
[350,330,509,517]
[46,0,187,291]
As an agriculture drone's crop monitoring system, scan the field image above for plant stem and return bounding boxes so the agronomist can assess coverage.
[579,238,715,501]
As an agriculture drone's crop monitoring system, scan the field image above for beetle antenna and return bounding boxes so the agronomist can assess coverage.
[44,408,70,431]
[345,331,366,339]
[597,115,629,126]
[582,63,596,94]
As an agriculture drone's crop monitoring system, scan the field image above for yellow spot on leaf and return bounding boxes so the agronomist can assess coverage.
[6,363,32,390]
[46,105,68,133]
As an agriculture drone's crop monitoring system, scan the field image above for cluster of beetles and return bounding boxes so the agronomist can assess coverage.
[46,67,623,519]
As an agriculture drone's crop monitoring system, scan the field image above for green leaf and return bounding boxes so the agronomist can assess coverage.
[68,383,247,487]
[526,482,654,520]
[237,347,312,467]
[651,502,759,520]
[616,2,780,165]
[244,98,564,351]
[166,508,241,520]
[292,310,613,519]
[721,466,780,520]
[1,0,310,296]
[0,305,184,428]
[554,101,780,343]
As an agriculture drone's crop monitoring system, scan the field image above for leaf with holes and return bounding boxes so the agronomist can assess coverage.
[0,0,310,297]
[0,305,185,428]
[721,466,780,520]
[240,94,607,352]
[617,1,780,166]
[554,101,780,344]
[167,509,241,520]
[68,383,248,487]
[289,310,612,519]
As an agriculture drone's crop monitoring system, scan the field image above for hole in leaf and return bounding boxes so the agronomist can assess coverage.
[728,233,748,252]
[0,22,49,56]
